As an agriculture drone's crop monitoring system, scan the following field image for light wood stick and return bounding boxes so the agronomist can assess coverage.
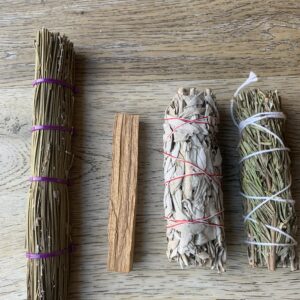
[107,113,139,272]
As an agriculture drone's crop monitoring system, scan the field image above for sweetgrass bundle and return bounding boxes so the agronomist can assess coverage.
[26,28,75,299]
[163,87,226,271]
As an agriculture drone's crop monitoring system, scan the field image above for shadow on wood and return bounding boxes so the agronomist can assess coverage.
[68,53,88,300]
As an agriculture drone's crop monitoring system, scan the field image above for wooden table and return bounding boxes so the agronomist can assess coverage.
[1,1,300,299]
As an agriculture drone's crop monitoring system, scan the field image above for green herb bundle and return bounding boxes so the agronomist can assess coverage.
[26,28,75,298]
[232,89,298,271]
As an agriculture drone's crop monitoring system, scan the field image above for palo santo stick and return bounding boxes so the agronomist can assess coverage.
[107,113,139,272]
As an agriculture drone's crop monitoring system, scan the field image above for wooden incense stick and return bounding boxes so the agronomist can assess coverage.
[26,28,75,299]
[107,113,139,272]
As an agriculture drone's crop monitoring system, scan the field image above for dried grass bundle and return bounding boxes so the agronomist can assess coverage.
[26,28,75,299]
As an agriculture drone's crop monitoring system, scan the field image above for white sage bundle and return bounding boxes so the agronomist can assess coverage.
[163,87,226,271]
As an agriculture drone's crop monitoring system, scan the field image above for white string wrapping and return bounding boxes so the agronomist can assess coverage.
[245,217,297,247]
[233,71,258,97]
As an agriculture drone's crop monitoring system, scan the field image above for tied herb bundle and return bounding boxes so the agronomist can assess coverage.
[163,88,226,271]
[232,89,298,271]
[26,28,75,299]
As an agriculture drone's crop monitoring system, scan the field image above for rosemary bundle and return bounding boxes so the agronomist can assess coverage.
[232,88,298,271]
[163,87,226,271]
[26,28,75,299]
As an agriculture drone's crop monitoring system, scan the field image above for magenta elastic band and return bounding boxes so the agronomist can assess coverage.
[29,176,69,185]
[32,78,78,94]
[31,125,74,134]
[26,244,75,259]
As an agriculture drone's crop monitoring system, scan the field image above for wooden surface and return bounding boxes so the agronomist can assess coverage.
[1,1,300,299]
[108,113,139,272]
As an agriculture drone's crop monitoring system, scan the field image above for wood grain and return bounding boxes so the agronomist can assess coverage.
[107,113,139,273]
[1,1,300,299]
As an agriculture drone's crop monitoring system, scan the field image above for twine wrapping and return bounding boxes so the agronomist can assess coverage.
[26,28,75,298]
[163,87,226,271]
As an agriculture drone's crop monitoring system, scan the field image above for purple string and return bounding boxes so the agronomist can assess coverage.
[29,176,69,185]
[26,244,75,259]
[31,125,74,134]
[32,78,78,94]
